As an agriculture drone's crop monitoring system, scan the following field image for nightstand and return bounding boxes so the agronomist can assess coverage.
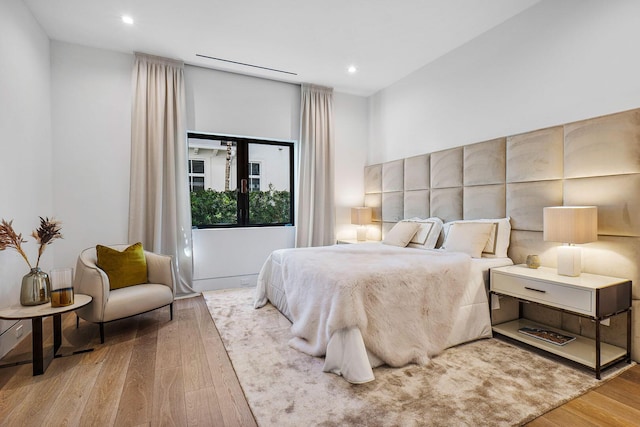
[489,265,632,379]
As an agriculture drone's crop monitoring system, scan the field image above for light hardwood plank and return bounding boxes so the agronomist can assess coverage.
[529,365,640,425]
[527,407,601,427]
[79,340,135,426]
[593,377,640,409]
[198,302,256,427]
[156,308,182,371]
[563,391,640,426]
[151,366,187,426]
[46,362,102,426]
[2,354,78,425]
[185,386,225,426]
[114,311,160,426]
[178,301,214,393]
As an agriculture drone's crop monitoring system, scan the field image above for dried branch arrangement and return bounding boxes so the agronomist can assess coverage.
[0,217,63,269]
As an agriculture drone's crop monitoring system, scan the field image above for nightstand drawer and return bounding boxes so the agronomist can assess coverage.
[492,273,594,315]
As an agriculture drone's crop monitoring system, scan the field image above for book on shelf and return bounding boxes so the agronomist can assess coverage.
[518,327,576,346]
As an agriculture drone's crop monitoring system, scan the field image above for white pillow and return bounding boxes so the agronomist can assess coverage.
[442,217,511,258]
[383,221,421,247]
[442,222,495,258]
[403,217,444,250]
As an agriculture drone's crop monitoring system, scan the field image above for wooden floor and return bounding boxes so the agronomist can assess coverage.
[0,296,256,427]
[1,295,639,427]
[526,365,640,426]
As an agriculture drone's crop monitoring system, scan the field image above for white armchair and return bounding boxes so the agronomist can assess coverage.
[73,244,175,343]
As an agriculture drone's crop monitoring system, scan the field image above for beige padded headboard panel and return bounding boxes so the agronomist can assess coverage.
[364,107,640,360]
[464,138,506,186]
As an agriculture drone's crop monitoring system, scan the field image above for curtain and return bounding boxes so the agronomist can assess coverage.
[129,53,195,296]
[296,84,336,247]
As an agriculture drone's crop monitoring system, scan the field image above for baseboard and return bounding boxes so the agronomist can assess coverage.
[192,274,258,293]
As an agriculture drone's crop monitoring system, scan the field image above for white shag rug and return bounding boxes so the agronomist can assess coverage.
[203,288,632,427]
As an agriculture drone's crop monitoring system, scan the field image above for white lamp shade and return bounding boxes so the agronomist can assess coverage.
[543,206,598,244]
[351,207,372,225]
[543,206,597,277]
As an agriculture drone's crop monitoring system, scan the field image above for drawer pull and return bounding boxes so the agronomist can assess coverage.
[524,286,546,293]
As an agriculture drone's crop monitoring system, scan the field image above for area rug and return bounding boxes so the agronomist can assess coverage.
[203,288,632,427]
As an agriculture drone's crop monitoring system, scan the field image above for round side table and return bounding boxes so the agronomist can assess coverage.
[0,294,92,375]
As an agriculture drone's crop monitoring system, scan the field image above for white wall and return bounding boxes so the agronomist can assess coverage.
[186,65,300,140]
[0,0,52,356]
[50,42,133,269]
[369,0,640,164]
[192,227,295,291]
[334,92,370,241]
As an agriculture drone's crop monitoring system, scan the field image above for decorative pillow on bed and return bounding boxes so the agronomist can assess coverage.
[442,222,494,258]
[403,217,443,250]
[442,218,511,258]
[382,221,421,247]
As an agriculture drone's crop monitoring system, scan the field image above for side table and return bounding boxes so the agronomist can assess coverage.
[490,265,631,379]
[0,294,92,375]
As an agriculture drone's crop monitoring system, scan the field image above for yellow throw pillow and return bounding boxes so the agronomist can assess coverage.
[96,243,148,290]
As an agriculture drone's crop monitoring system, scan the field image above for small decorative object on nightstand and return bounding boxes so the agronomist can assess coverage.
[490,264,631,379]
[525,255,540,269]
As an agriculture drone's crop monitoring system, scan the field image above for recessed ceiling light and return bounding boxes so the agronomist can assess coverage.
[347,65,357,74]
[122,15,134,25]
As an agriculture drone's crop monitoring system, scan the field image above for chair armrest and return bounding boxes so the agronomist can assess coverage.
[145,251,176,296]
[73,249,110,322]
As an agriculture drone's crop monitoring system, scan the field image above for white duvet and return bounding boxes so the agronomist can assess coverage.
[254,243,512,383]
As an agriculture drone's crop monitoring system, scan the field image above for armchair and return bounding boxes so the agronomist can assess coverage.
[73,244,175,343]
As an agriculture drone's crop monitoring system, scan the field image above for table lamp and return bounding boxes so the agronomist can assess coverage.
[351,207,372,241]
[543,206,598,276]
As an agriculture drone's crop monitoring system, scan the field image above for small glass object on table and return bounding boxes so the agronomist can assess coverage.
[49,267,74,307]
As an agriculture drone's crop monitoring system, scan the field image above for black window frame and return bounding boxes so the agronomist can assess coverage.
[187,132,295,228]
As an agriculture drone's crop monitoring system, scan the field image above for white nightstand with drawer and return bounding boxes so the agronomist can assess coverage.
[490,265,632,379]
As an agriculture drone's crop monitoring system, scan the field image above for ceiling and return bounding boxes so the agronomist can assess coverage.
[24,0,540,96]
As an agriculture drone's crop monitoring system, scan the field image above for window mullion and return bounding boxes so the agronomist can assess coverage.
[237,142,249,225]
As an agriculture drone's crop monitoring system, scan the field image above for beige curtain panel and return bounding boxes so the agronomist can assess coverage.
[129,52,194,295]
[297,84,336,247]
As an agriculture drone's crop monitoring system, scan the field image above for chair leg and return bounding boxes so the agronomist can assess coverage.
[99,323,105,344]
[76,314,79,329]
[170,302,174,321]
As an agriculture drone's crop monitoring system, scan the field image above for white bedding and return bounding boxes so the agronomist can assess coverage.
[254,243,512,383]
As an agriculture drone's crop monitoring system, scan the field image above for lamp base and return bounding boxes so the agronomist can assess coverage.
[356,226,368,242]
[557,245,581,276]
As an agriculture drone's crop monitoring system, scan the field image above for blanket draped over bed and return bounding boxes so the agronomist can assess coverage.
[268,244,472,368]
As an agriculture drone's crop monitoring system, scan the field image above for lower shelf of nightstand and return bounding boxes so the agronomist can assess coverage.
[493,319,627,369]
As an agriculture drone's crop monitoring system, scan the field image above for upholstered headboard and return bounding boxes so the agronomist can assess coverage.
[364,108,640,360]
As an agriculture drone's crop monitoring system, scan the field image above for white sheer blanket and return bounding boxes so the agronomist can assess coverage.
[255,244,471,369]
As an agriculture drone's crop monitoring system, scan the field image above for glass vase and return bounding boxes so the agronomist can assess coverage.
[20,267,51,306]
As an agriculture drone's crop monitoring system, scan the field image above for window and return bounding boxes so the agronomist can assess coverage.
[187,132,294,228]
[188,159,205,192]
[249,162,261,192]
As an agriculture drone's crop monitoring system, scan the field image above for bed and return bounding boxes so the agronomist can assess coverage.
[254,217,513,383]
